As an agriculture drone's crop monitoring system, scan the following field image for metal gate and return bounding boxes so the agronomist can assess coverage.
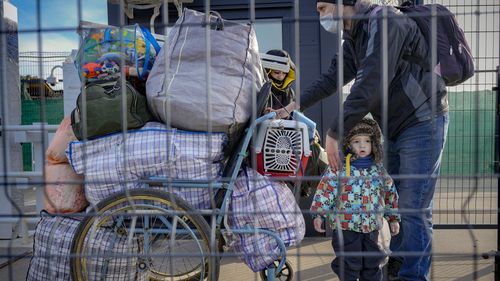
[0,0,498,280]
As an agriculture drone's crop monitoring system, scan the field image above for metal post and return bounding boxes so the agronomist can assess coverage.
[495,65,500,281]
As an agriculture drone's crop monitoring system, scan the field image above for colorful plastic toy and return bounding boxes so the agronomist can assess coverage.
[82,62,103,79]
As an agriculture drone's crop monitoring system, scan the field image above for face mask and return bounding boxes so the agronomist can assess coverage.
[320,13,341,33]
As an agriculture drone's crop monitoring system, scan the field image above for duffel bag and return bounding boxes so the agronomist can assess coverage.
[146,8,265,135]
[71,79,153,140]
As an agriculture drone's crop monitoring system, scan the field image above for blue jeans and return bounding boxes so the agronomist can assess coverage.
[387,113,449,281]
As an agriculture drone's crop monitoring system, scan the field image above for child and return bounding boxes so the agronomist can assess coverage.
[263,49,296,111]
[310,118,400,281]
[263,49,329,196]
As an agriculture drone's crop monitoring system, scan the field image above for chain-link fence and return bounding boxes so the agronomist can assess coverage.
[19,52,69,171]
[0,0,498,280]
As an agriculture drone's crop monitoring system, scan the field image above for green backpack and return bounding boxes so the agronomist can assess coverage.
[71,79,153,140]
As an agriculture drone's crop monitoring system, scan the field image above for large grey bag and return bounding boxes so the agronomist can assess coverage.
[146,8,265,134]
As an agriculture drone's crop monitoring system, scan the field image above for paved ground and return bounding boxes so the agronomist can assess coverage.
[0,228,495,281]
[0,178,496,280]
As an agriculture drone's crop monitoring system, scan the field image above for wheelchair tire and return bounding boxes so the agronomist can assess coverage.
[71,188,220,281]
[259,260,293,281]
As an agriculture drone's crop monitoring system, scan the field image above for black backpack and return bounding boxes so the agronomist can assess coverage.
[371,4,475,86]
[399,4,474,86]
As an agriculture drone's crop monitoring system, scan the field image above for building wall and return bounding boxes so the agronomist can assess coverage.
[0,0,23,238]
[107,0,339,139]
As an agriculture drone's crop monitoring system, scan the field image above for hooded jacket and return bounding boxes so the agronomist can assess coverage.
[301,5,448,140]
[265,49,297,110]
[267,68,296,110]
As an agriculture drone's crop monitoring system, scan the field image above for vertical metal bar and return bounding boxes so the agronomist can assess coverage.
[469,1,482,279]
[0,1,12,279]
[203,2,214,279]
[495,5,500,281]
[335,4,345,279]
[293,1,301,279]
[495,64,500,280]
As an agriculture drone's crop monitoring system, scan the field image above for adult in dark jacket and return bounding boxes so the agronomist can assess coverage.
[275,0,449,280]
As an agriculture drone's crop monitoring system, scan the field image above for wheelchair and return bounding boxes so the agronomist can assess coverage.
[70,82,309,281]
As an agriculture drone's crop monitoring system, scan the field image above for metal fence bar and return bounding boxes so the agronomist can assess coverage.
[0,0,499,280]
[495,63,500,281]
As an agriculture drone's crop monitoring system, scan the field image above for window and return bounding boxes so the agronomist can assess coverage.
[252,18,283,53]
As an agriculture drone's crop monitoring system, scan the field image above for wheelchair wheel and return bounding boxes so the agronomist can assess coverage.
[71,188,219,281]
[259,260,293,281]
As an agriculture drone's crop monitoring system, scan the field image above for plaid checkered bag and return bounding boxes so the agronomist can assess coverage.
[27,213,145,281]
[74,224,147,280]
[67,122,226,209]
[26,214,81,281]
[228,167,305,271]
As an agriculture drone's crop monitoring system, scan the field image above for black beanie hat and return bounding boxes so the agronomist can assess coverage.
[266,49,289,59]
[316,0,357,6]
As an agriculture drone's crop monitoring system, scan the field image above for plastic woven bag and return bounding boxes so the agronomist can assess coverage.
[146,8,265,133]
[27,213,147,281]
[46,117,77,164]
[228,167,305,271]
[76,24,161,82]
[44,163,87,214]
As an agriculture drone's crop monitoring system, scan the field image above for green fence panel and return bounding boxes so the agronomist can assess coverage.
[440,90,496,175]
[21,99,64,171]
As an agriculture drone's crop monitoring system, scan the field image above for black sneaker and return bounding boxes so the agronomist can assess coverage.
[387,257,402,281]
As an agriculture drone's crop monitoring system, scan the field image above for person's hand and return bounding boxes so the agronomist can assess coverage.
[263,107,273,114]
[271,101,297,119]
[389,221,400,236]
[313,217,326,233]
[325,135,341,172]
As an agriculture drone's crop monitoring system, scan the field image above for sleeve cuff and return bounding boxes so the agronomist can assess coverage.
[326,128,339,140]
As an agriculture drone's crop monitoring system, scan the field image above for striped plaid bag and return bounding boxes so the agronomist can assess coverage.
[228,168,305,271]
[67,122,226,209]
[26,213,145,281]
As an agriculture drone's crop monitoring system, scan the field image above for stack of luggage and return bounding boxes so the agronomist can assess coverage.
[27,8,305,280]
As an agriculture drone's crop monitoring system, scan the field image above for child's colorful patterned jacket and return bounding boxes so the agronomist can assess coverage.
[310,164,400,233]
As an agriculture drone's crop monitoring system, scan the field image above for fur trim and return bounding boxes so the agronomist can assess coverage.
[342,118,383,163]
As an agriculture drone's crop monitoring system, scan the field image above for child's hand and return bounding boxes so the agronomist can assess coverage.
[389,221,400,236]
[313,217,326,233]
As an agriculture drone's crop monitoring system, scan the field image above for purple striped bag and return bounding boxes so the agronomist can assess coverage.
[228,168,305,271]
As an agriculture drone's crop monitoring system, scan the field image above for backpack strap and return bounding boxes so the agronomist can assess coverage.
[367,5,384,30]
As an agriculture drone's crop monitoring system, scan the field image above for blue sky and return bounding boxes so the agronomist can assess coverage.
[10,0,108,52]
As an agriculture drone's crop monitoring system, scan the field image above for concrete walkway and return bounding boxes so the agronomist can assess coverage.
[0,228,495,281]
[218,229,496,281]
